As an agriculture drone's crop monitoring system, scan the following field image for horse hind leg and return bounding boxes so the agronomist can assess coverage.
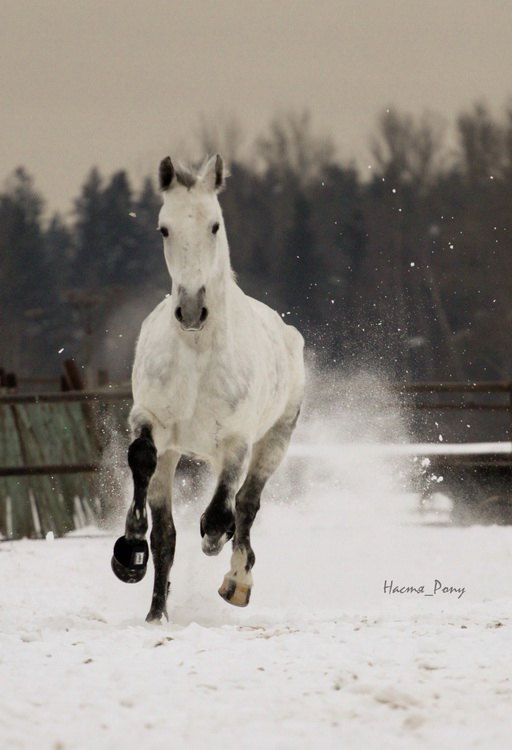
[146,450,180,623]
[111,424,156,584]
[219,409,300,607]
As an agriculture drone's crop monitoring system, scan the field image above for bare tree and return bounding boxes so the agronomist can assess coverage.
[501,100,512,182]
[368,108,460,378]
[457,102,504,183]
[193,113,246,164]
[256,109,336,186]
[371,107,447,189]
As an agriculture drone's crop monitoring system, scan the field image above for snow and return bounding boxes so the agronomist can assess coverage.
[2,357,512,750]
[2,435,512,750]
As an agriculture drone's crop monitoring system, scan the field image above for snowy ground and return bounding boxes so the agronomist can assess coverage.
[2,430,512,750]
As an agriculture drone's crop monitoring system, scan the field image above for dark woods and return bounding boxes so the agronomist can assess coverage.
[1,104,512,383]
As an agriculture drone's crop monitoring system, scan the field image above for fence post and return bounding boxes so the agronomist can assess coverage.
[5,373,17,391]
[62,359,85,391]
[509,382,512,442]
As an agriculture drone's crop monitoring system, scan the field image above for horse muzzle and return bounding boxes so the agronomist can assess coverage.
[175,285,208,331]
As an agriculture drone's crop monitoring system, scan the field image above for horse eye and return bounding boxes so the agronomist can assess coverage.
[159,226,169,238]
[211,222,220,235]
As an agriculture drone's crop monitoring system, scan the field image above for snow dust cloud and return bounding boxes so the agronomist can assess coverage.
[95,288,168,382]
[98,361,448,626]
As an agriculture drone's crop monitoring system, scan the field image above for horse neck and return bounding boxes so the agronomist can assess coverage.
[216,228,233,281]
[208,234,236,322]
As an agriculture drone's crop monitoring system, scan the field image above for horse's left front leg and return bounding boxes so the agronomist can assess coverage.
[200,442,249,557]
[219,408,300,607]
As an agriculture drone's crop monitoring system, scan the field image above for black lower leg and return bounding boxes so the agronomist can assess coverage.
[126,425,157,539]
[200,480,236,540]
[218,476,264,606]
[146,505,176,623]
[200,445,248,546]
[220,413,301,607]
[234,475,265,571]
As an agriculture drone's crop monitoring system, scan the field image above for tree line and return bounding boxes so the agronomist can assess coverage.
[1,103,511,384]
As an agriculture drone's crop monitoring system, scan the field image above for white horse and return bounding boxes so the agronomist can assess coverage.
[111,155,305,622]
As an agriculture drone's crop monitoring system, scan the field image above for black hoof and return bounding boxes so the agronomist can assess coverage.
[145,608,168,624]
[200,513,235,541]
[111,536,149,583]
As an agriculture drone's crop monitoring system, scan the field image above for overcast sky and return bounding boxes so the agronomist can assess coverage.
[2,0,512,214]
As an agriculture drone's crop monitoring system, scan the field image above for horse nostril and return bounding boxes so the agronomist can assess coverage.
[200,307,208,323]
[175,307,183,322]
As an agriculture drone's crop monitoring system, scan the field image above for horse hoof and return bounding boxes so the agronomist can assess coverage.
[200,513,235,543]
[145,609,168,624]
[111,536,149,583]
[201,533,228,556]
[218,576,252,607]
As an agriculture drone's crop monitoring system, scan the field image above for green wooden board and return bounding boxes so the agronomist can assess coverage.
[0,401,118,539]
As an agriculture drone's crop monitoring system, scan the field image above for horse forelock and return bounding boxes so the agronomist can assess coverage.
[174,165,197,190]
[161,156,228,194]
[172,157,214,190]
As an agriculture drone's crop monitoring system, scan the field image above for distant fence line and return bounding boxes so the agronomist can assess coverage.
[393,382,512,418]
[1,377,511,539]
[1,379,512,412]
[0,388,132,405]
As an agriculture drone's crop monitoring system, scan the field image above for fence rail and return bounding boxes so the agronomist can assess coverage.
[0,463,99,477]
[0,388,131,405]
[1,379,511,536]
[394,381,512,394]
[2,380,512,402]
[0,382,511,475]
[393,381,512,432]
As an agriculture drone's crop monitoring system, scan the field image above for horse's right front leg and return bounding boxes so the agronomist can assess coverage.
[111,424,156,584]
[146,449,180,623]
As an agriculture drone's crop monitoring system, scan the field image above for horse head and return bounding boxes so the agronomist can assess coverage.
[157,155,229,332]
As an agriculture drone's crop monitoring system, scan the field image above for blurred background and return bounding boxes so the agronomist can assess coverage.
[1,0,512,386]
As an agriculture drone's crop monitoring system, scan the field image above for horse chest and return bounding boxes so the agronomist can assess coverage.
[132,291,296,460]
[137,341,244,426]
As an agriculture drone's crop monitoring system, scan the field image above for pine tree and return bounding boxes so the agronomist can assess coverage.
[0,168,56,373]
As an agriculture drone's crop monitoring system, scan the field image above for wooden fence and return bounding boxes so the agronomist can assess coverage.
[0,388,131,539]
[0,380,511,539]
[395,380,512,412]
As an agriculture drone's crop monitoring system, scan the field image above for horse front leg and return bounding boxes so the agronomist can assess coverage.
[111,424,156,584]
[200,442,249,557]
[146,450,180,623]
[219,409,300,607]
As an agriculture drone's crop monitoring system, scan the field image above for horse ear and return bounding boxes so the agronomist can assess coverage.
[201,154,227,192]
[159,156,175,191]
